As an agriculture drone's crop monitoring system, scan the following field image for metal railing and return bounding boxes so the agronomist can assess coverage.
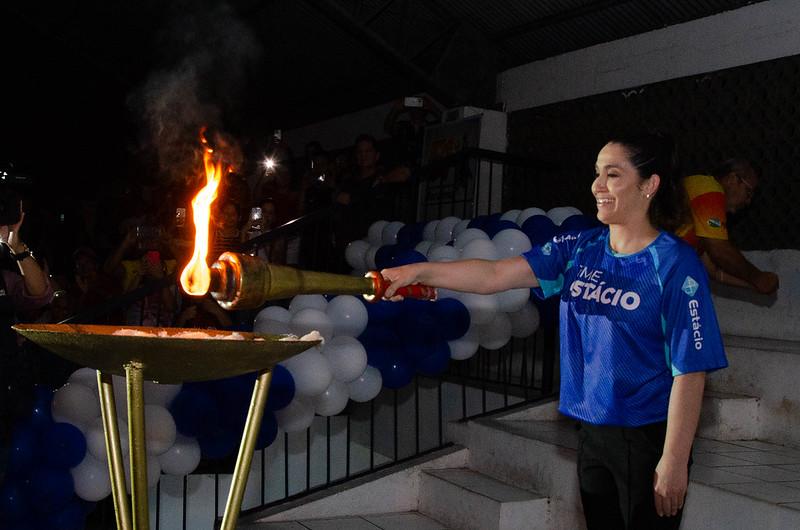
[56,148,559,529]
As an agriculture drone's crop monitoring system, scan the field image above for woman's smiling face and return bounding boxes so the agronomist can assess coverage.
[592,142,652,226]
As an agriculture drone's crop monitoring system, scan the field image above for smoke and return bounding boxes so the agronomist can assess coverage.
[129,2,262,186]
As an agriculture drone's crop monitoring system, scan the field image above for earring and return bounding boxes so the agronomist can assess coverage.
[645,193,652,199]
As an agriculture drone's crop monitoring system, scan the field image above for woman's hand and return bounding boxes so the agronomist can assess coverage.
[380,264,421,300]
[653,453,688,517]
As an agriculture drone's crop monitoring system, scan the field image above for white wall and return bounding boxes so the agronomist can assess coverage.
[497,0,800,111]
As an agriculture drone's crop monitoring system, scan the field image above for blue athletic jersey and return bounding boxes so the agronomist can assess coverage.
[523,227,727,426]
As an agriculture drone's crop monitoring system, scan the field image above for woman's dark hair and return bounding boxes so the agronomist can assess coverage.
[607,133,688,232]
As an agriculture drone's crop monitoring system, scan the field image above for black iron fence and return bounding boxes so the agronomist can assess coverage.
[52,148,559,529]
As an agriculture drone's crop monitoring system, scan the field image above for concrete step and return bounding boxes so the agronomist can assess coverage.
[240,511,448,529]
[419,468,549,530]
[698,390,760,440]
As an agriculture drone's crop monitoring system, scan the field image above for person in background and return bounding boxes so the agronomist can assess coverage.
[211,201,243,259]
[0,190,53,456]
[381,134,727,529]
[676,159,779,294]
[175,294,233,329]
[242,197,286,265]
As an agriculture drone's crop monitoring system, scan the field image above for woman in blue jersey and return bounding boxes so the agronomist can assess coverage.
[381,134,727,529]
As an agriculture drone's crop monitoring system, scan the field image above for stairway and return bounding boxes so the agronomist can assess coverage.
[244,334,800,530]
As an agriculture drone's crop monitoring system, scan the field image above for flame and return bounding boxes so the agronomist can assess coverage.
[180,139,223,296]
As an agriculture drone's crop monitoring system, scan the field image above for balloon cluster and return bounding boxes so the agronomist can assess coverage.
[0,369,185,529]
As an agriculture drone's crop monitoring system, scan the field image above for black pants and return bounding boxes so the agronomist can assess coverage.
[577,421,690,530]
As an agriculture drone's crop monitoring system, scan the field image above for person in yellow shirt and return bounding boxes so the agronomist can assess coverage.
[676,160,779,294]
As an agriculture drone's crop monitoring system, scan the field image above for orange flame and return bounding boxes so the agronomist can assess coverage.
[180,140,223,296]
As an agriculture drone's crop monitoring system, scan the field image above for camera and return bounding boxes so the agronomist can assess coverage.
[404,96,424,108]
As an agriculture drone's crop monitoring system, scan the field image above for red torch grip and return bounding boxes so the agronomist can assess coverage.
[364,271,437,302]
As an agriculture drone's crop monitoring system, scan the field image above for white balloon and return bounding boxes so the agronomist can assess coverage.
[275,396,315,432]
[500,209,522,223]
[365,246,379,270]
[452,219,471,239]
[87,416,129,461]
[158,434,201,476]
[51,382,100,430]
[281,348,333,397]
[453,228,489,250]
[434,216,461,242]
[68,368,98,393]
[124,454,161,491]
[492,228,532,259]
[497,288,530,313]
[289,294,328,314]
[428,245,460,262]
[509,301,540,338]
[290,308,334,342]
[459,292,499,326]
[326,296,368,337]
[313,380,350,416]
[144,405,177,456]
[477,313,512,350]
[414,240,434,256]
[448,327,480,361]
[516,207,547,226]
[422,220,439,242]
[547,206,583,226]
[322,336,368,383]
[367,220,389,246]
[254,305,292,335]
[345,239,370,271]
[347,366,383,402]
[72,454,112,502]
[461,239,499,261]
[381,221,405,245]
[143,381,182,408]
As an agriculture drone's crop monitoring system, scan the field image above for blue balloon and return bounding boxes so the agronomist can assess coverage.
[6,425,36,477]
[397,299,439,343]
[170,385,220,438]
[0,482,28,522]
[467,215,490,231]
[25,467,74,514]
[358,324,399,349]
[198,428,238,460]
[365,342,399,370]
[432,298,471,340]
[393,249,427,266]
[380,358,414,389]
[374,244,411,269]
[29,386,54,432]
[43,422,86,470]
[560,214,598,234]
[39,500,86,530]
[396,222,424,247]
[521,215,557,246]
[255,411,278,450]
[363,299,403,324]
[415,341,451,377]
[266,365,295,412]
[485,219,519,238]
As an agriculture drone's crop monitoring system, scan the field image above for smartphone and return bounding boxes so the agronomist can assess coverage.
[249,207,263,222]
[404,96,424,108]
[272,129,282,142]
[175,207,187,228]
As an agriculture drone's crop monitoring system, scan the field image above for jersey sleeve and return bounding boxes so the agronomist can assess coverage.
[522,232,580,300]
[660,249,728,376]
[685,175,729,241]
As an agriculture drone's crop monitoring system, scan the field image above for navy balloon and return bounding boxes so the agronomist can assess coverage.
[40,500,86,530]
[560,214,598,233]
[485,219,519,238]
[380,358,414,389]
[29,386,53,431]
[363,299,403,323]
[0,482,28,522]
[374,244,406,269]
[6,425,36,477]
[432,298,471,340]
[255,411,279,450]
[170,385,220,438]
[265,364,295,412]
[397,299,439,343]
[416,341,451,377]
[26,466,74,514]
[43,422,86,470]
[521,215,557,245]
[397,223,424,247]
[198,428,238,460]
[393,249,427,266]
